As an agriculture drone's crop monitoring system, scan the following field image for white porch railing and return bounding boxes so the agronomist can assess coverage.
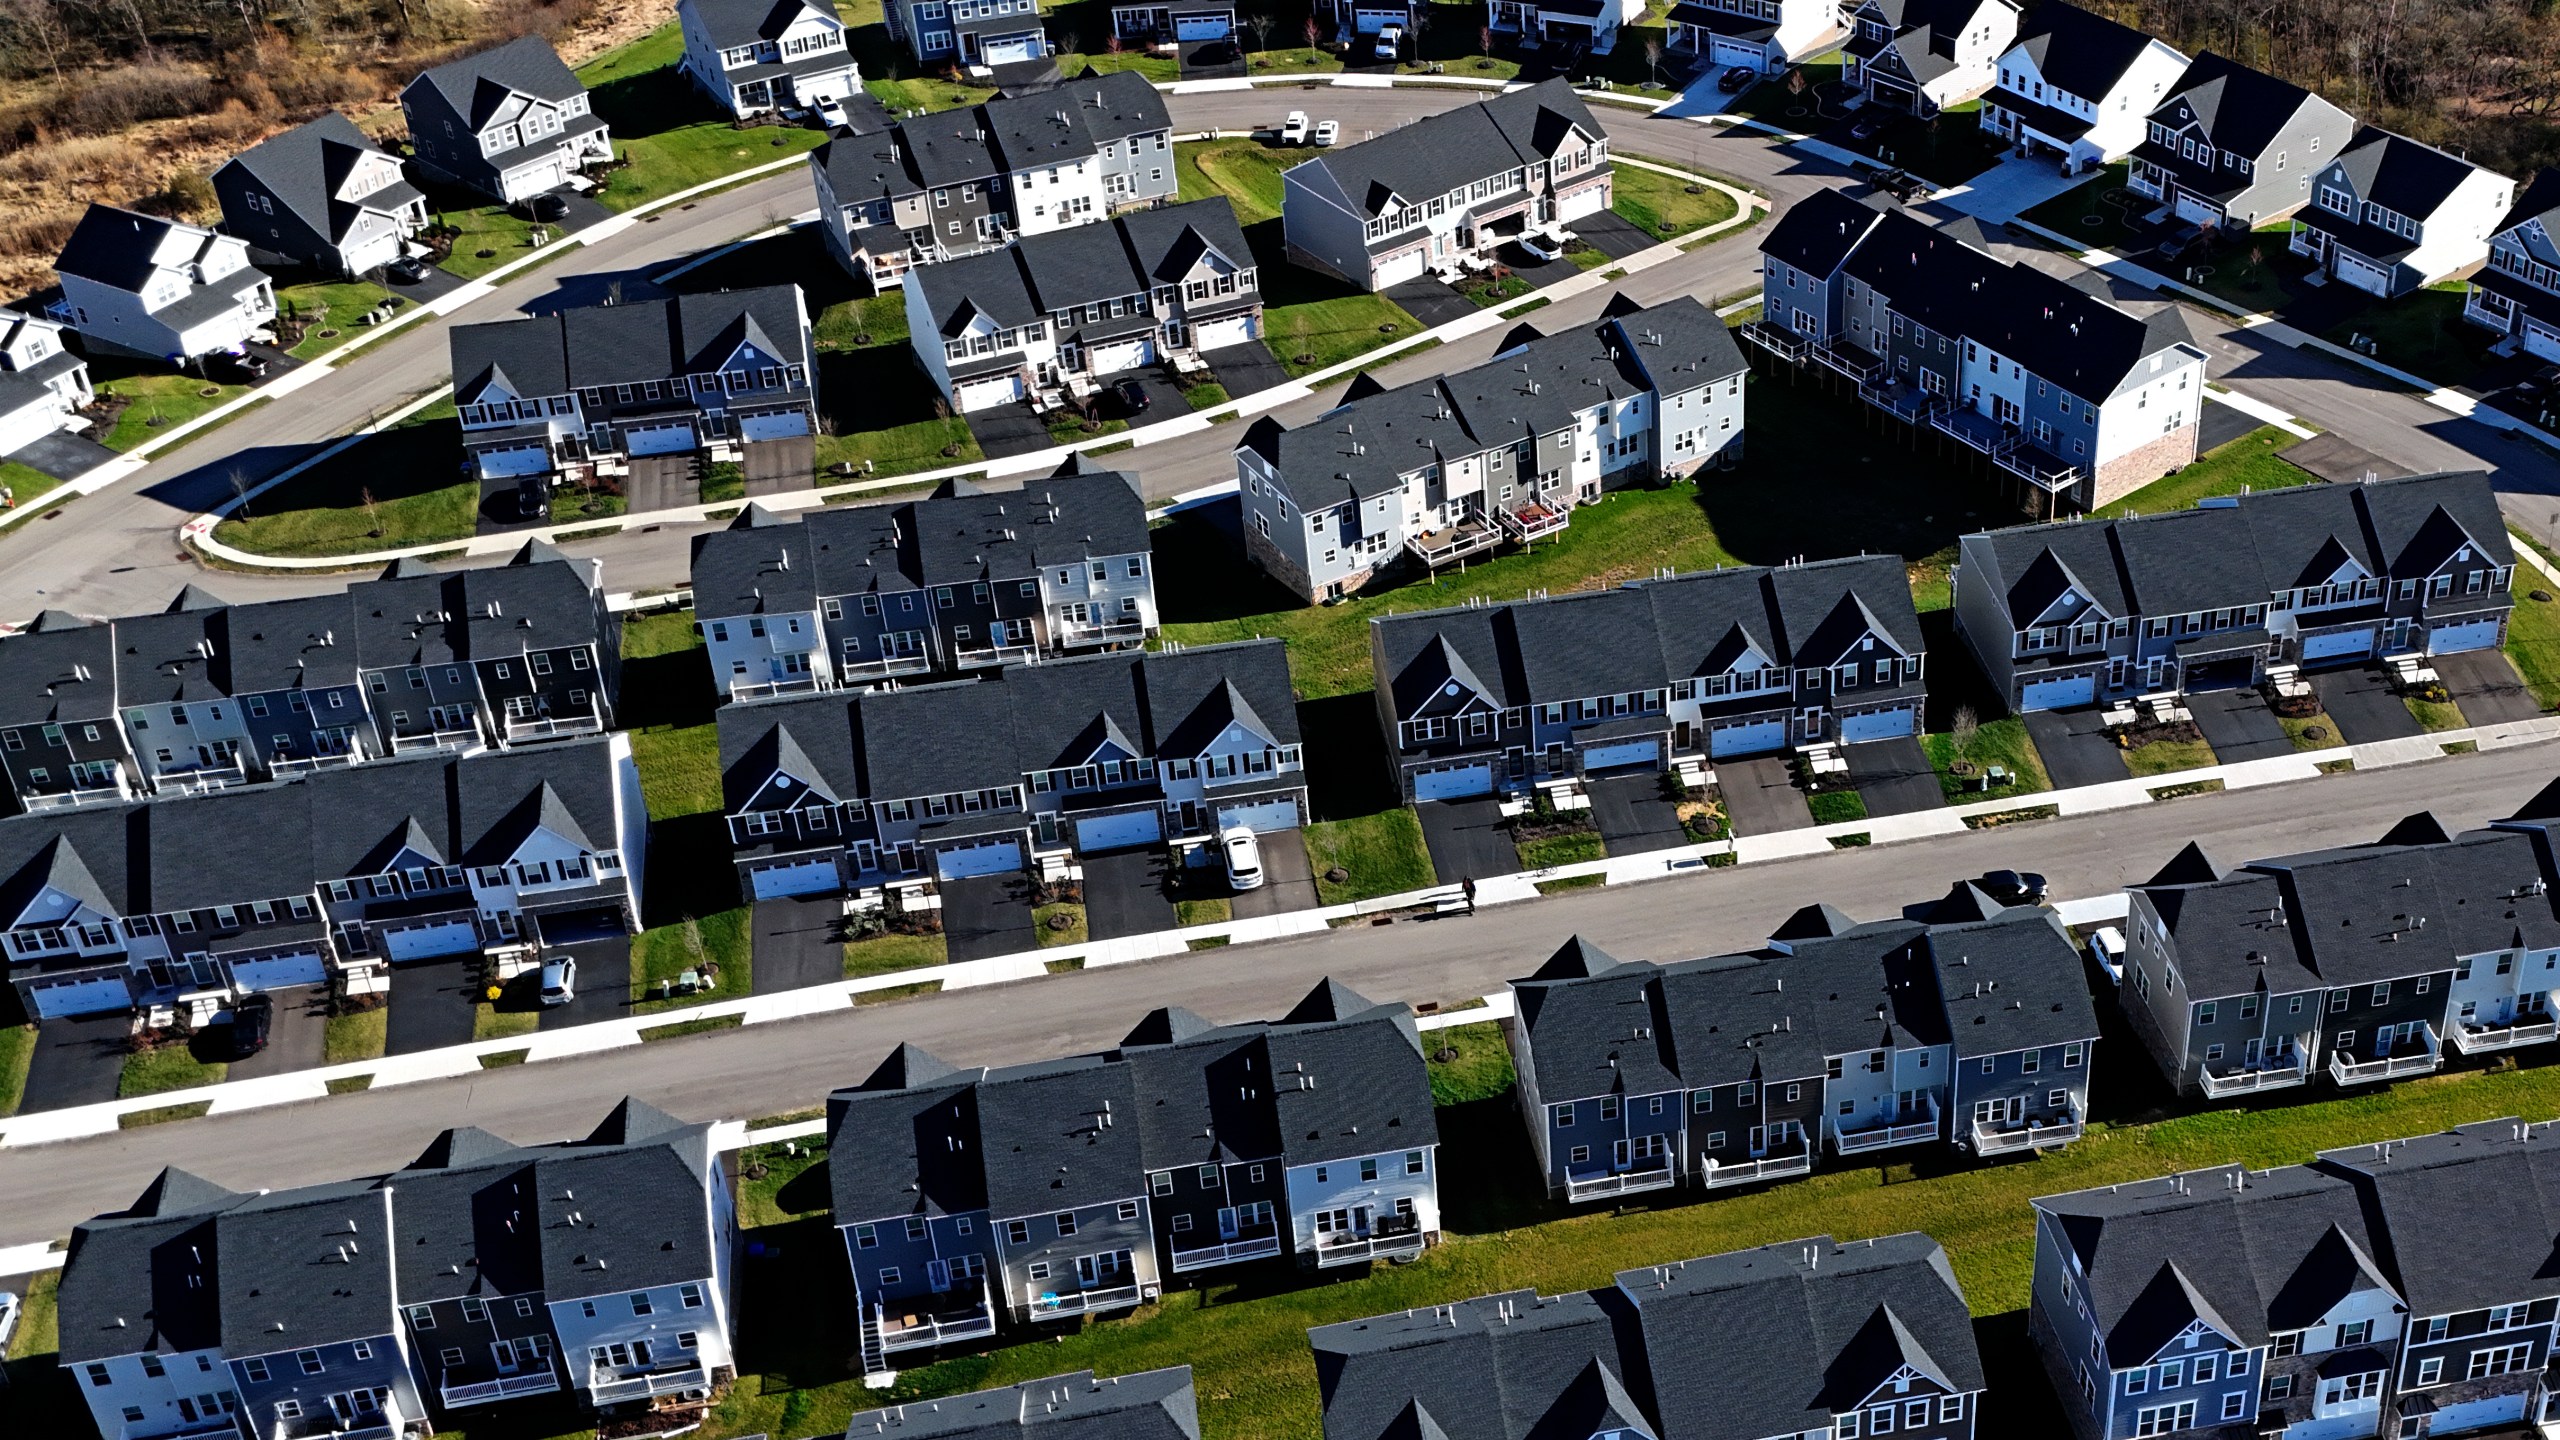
[952,642,1039,669]
[2451,1000,2560,1054]
[1699,1145,1813,1188]
[391,726,482,754]
[874,1285,998,1352]
[839,652,936,683]
[441,1368,562,1406]
[1563,1158,1678,1203]
[587,1363,712,1406]
[730,673,829,702]
[1027,1280,1146,1319]
[2328,1026,2442,1086]
[1972,1110,2084,1155]
[2199,1058,2310,1099]
[1170,1231,1284,1272]
[1737,320,1808,363]
[501,713,603,741]
[1836,1097,1941,1155]
[1053,617,1151,647]
[270,751,363,777]
[1314,1225,1427,1268]
[20,782,128,812]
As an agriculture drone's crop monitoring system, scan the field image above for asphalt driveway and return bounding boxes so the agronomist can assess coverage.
[1417,799,1519,885]
[624,454,698,514]
[1571,209,1655,258]
[3,428,119,484]
[1719,755,1813,834]
[384,957,479,1055]
[1232,830,1320,919]
[2309,667,2423,744]
[1584,773,1687,854]
[2022,710,2129,789]
[2437,650,2543,726]
[940,874,1040,962]
[1204,341,1294,398]
[1082,848,1179,941]
[538,937,630,1030]
[20,1015,130,1112]
[962,403,1056,460]
[227,984,329,1080]
[1384,278,1480,329]
[753,897,846,995]
[1844,737,1946,817]
[2187,690,2293,764]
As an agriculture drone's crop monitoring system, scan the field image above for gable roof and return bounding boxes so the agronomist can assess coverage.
[2324,126,2494,220]
[1314,1286,1649,1440]
[408,34,588,128]
[2149,51,2338,157]
[216,112,416,246]
[2317,1119,2560,1320]
[844,1367,1201,1440]
[449,285,808,402]
[2005,1,2178,100]
[1757,187,1889,278]
[1297,79,1599,219]
[684,0,844,48]
[55,205,242,293]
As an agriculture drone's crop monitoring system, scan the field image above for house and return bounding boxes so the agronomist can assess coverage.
[827,978,1435,1361]
[1282,78,1611,291]
[0,310,93,464]
[881,0,1052,67]
[403,36,614,205]
[2463,169,2560,360]
[1110,4,1232,45]
[2131,51,2358,229]
[908,197,1257,413]
[1241,295,1746,602]
[346,544,623,752]
[2291,127,2515,297]
[811,72,1175,287]
[688,464,1155,701]
[50,205,276,365]
[1842,0,2018,116]
[1665,0,1851,77]
[1504,888,2097,1202]
[1485,0,1650,56]
[713,638,1301,897]
[448,284,816,486]
[1369,554,1922,800]
[1950,469,2514,713]
[2115,811,2560,1101]
[0,610,136,814]
[1310,0,1423,39]
[1314,1232,1984,1440]
[1746,199,2208,514]
[1980,2,2189,174]
[679,0,860,119]
[842,1369,1200,1440]
[212,112,426,281]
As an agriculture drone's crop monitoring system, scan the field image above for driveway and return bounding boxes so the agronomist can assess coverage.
[1844,737,1946,817]
[1570,210,1655,259]
[2021,709,2129,790]
[384,957,479,1055]
[2,428,119,484]
[1232,830,1320,919]
[2198,393,2263,452]
[1584,773,1688,854]
[2278,433,2412,484]
[1384,279,1480,329]
[1204,341,1293,398]
[20,1015,130,1113]
[227,984,328,1080]
[538,936,631,1030]
[2187,690,2294,764]
[1082,848,1179,941]
[743,434,816,495]
[940,874,1040,962]
[624,454,698,514]
[1719,755,1814,834]
[2309,667,2423,744]
[2436,649,2543,726]
[1417,799,1519,885]
[753,897,846,995]
[1936,153,2097,225]
[963,403,1057,460]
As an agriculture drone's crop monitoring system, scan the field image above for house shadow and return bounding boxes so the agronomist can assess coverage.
[1974,1309,2070,1432]
[1147,503,1306,627]
[1297,693,1398,822]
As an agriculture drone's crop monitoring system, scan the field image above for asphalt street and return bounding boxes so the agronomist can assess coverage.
[3,741,2555,1247]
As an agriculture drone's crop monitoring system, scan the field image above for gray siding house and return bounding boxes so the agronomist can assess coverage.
[2292,127,2514,298]
[2131,51,2357,229]
[213,113,427,279]
[841,1367,1201,1440]
[402,36,613,205]
[2465,168,2560,362]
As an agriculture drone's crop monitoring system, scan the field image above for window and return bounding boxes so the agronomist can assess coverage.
[298,1350,325,1375]
[1939,1396,1963,1423]
[854,1224,877,1249]
[2193,1355,2216,1383]
[2265,1375,2294,1401]
[680,1283,704,1309]
[2228,1352,2249,1377]
[2133,1401,2197,1436]
[1006,1220,1030,1244]
[2470,1342,2534,1379]
[408,1305,435,1329]
[2272,1333,2300,1359]
[1117,1201,1140,1221]
[1055,1212,1077,1237]
[878,1267,902,1286]
[276,1401,304,1421]
[244,1359,270,1382]
[2416,1357,2444,1385]
[2126,1369,2149,1395]
[2337,1319,2372,1347]
[1198,1165,1220,1189]
[85,1363,110,1387]
[632,1294,653,1316]
[1406,1150,1425,1175]
[352,1341,373,1361]
[1027,1261,1050,1281]
[1152,1172,1174,1196]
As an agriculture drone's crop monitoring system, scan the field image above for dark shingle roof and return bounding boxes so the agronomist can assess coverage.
[57,1170,242,1362]
[56,206,236,293]
[685,0,844,49]
[216,112,410,246]
[1302,79,1601,219]
[1926,907,2102,1058]
[216,1182,399,1355]
[842,1367,1200,1440]
[2317,1119,2560,1320]
[2326,126,2492,221]
[1313,1286,1647,1440]
[409,35,588,128]
[2149,51,2328,158]
[449,286,808,402]
[2006,1,2175,101]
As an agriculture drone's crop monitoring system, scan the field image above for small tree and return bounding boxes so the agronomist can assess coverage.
[1950,705,1979,760]
[1105,30,1122,54]
[1247,12,1274,54]
[1303,14,1320,56]
[1643,36,1663,87]
[1479,23,1491,57]
[359,486,384,539]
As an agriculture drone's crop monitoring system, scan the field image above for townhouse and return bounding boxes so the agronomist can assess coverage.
[1369,554,1922,800]
[212,113,428,280]
[713,639,1301,897]
[2463,168,2560,362]
[448,285,817,486]
[1981,1,2190,174]
[0,610,133,813]
[1748,197,2208,514]
[882,0,1052,67]
[2131,51,2358,230]
[402,36,615,205]
[0,733,646,1022]
[907,196,1259,413]
[55,1099,731,1440]
[0,309,93,462]
[677,0,862,119]
[2117,811,2560,1103]
[50,205,277,365]
[841,1368,1202,1440]
[811,72,1175,287]
[1310,0,1422,39]
[826,978,1436,1363]
[1505,888,2099,1202]
[1950,469,2514,713]
[1281,78,1612,292]
[689,464,1154,701]
[1665,0,1851,78]
[1842,0,2018,117]
[1483,0,1649,56]
[1315,1232,1984,1440]
[1110,5,1232,45]
[1241,295,1746,603]
[2292,128,2515,298]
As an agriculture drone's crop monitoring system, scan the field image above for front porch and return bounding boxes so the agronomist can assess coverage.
[2451,997,2560,1054]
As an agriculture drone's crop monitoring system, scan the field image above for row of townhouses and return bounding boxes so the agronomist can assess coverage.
[689,465,1156,701]
[1238,294,1747,602]
[827,979,1436,1362]
[0,543,616,814]
[1505,885,2099,1201]
[0,729,645,1022]
[1748,192,2209,516]
[810,70,1176,288]
[1950,469,2514,714]
[714,637,1302,898]
[58,1099,732,1440]
[1369,553,1923,801]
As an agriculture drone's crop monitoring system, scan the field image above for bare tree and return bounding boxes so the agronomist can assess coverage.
[359,486,383,538]
[1302,14,1320,57]
[1643,36,1662,86]
[1950,705,1979,759]
[0,0,73,80]
[1246,11,1274,54]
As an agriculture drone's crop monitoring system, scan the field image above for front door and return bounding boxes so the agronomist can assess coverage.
[927,1258,952,1292]
[2005,1095,2025,1123]
[1218,1207,1239,1239]
[1351,1205,1374,1236]
[1612,1138,1631,1170]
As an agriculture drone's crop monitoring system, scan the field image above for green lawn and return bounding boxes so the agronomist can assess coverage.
[1423,1020,1516,1106]
[2406,693,2469,732]
[2507,586,2560,711]
[816,292,911,351]
[2018,164,2150,255]
[1176,139,1295,224]
[1034,902,1090,947]
[633,908,754,1014]
[1175,138,1426,376]
[2097,425,2310,517]
[1176,896,1233,928]
[1064,51,1180,83]
[94,370,247,451]
[1805,787,1868,825]
[1922,716,2052,803]
[1515,830,1603,871]
[2318,284,2497,392]
[322,1006,388,1065]
[1610,162,1741,242]
[477,997,542,1041]
[1267,293,1429,376]
[0,459,62,509]
[844,931,950,977]
[813,340,986,479]
[1184,381,1232,411]
[2184,228,2314,316]
[576,19,686,85]
[119,1041,226,1098]
[578,22,828,214]
[275,280,397,360]
[210,410,479,558]
[2122,735,2218,777]
[0,1021,31,1117]
[1833,108,2003,188]
[1049,413,1131,446]
[1306,809,1435,904]
[2280,710,2348,751]
[1401,0,1520,78]
[429,198,562,280]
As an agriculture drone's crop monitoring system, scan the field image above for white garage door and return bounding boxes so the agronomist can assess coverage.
[2432,1395,2528,1434]
[1372,248,1429,289]
[751,857,842,899]
[956,373,1025,412]
[1415,764,1494,801]
[1076,808,1164,853]
[2429,619,2502,654]
[383,918,480,962]
[740,410,810,442]
[625,422,698,457]
[2019,674,2097,712]
[229,950,327,993]
[2172,192,2223,226]
[1708,37,1764,68]
[1582,739,1659,772]
[983,34,1040,63]
[2301,629,2376,664]
[937,839,1023,881]
[1841,706,1916,742]
[506,161,567,201]
[476,444,552,480]
[1217,797,1302,832]
[1352,6,1403,32]
[2334,252,2392,298]
[1196,314,1257,349]
[1710,718,1787,757]
[29,973,131,1018]
[1089,338,1155,375]
[1175,12,1230,38]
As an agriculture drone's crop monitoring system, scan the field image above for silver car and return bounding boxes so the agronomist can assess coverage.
[539,953,578,1007]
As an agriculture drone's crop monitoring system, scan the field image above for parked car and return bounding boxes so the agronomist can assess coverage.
[1314,118,1340,147]
[517,192,570,223]
[1281,110,1311,144]
[1113,377,1153,417]
[227,994,273,1059]
[385,254,432,285]
[1374,23,1404,59]
[216,349,270,382]
[1515,232,1564,263]
[1718,66,1756,93]
[1190,39,1239,65]
[815,96,847,129]
[2156,221,2209,263]
[513,475,551,522]
[540,953,579,1007]
[1222,827,1266,891]
[1977,869,2049,905]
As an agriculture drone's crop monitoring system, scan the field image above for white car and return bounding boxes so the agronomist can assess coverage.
[1516,232,1565,262]
[1221,827,1266,891]
[1374,23,1404,59]
[814,96,847,128]
[539,953,578,1007]
[1314,119,1341,147]
[1281,110,1311,145]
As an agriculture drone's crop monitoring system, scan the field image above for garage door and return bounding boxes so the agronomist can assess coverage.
[1372,248,1429,289]
[1196,314,1257,349]
[625,422,698,457]
[1709,718,1787,757]
[751,857,842,899]
[1352,6,1403,32]
[1075,808,1163,853]
[476,444,552,479]
[383,918,479,962]
[983,34,1040,63]
[1709,37,1764,68]
[2429,618,2503,654]
[1415,764,1494,801]
[2334,252,2392,298]
[1217,797,1303,832]
[29,973,132,1018]
[2301,628,2376,665]
[2019,674,2097,712]
[1175,12,1230,38]
[1841,706,1916,742]
[956,373,1025,412]
[1089,338,1155,375]
[2431,1396,2528,1434]
[1582,739,1659,772]
[937,839,1023,881]
[229,950,327,993]
[2172,192,2223,227]
[740,410,810,442]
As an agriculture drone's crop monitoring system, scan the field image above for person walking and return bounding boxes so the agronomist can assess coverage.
[1461,876,1478,913]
